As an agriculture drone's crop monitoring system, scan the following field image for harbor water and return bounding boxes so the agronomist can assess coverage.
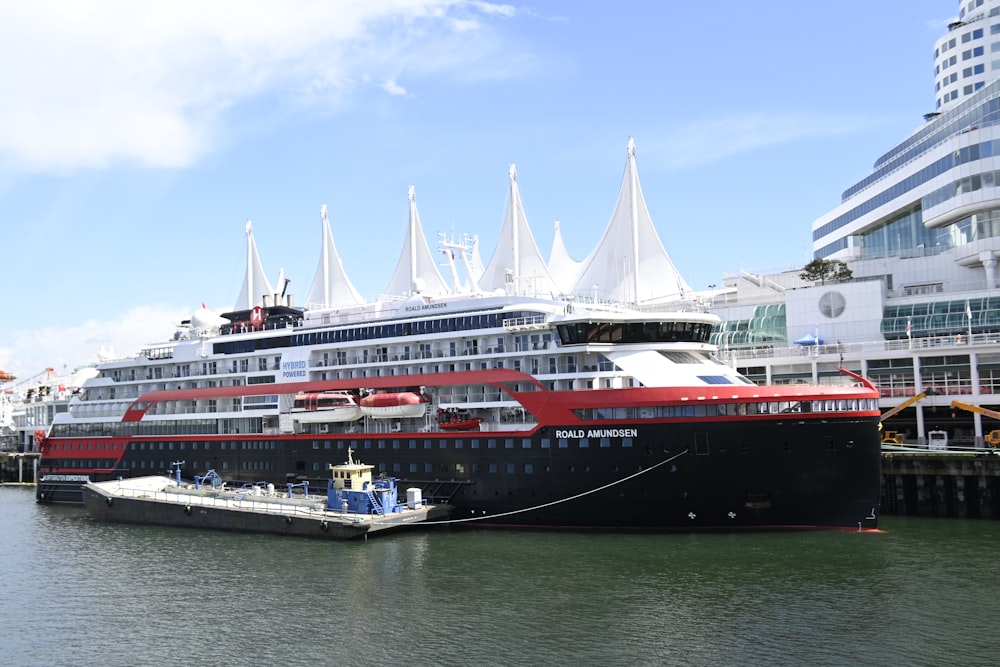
[3,487,999,667]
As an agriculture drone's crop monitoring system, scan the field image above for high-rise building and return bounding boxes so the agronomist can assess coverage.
[708,0,1000,448]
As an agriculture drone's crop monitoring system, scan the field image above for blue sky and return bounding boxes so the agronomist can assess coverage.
[0,0,954,380]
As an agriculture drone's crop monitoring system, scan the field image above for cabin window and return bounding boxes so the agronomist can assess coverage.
[489,464,497,474]
[424,463,433,473]
[409,463,418,473]
[580,438,589,448]
[505,439,514,449]
[506,463,515,474]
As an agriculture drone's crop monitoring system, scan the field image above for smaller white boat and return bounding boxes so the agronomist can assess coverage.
[290,391,362,423]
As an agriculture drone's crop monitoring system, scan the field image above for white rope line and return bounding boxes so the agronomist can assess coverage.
[420,449,689,525]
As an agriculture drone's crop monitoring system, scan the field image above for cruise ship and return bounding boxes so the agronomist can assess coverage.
[1,367,96,453]
[704,0,1000,452]
[33,139,882,531]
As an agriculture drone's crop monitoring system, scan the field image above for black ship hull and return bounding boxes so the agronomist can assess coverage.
[40,416,882,530]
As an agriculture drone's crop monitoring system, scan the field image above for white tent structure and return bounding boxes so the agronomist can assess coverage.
[384,187,450,298]
[546,220,584,294]
[570,137,691,304]
[233,137,693,314]
[233,220,275,311]
[305,204,364,308]
[480,165,561,297]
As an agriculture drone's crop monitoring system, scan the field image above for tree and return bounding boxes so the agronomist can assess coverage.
[799,258,852,284]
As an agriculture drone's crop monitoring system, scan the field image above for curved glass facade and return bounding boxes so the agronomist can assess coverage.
[881,296,1000,340]
[709,304,786,348]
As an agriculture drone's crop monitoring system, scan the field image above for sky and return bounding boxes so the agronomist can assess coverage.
[0,0,955,382]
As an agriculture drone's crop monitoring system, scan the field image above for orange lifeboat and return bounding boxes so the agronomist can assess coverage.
[437,407,483,431]
[359,392,427,419]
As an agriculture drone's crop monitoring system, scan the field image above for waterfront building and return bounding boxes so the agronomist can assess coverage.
[707,0,1000,447]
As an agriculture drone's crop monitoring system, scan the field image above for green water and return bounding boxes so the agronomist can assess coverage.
[3,487,998,666]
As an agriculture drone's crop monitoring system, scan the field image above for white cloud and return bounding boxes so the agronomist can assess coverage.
[0,0,517,173]
[381,78,410,97]
[0,304,191,380]
[652,113,886,170]
[472,2,517,18]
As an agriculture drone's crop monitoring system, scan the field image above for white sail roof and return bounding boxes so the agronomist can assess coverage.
[546,220,583,294]
[234,220,274,311]
[305,204,364,308]
[570,138,691,304]
[466,235,485,291]
[480,165,561,296]
[383,187,449,297]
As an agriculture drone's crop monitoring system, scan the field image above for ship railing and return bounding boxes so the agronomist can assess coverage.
[719,331,1000,364]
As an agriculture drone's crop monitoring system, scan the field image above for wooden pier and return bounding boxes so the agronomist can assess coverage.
[0,452,39,486]
[882,451,1000,518]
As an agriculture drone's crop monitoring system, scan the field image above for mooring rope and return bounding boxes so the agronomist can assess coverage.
[417,448,689,525]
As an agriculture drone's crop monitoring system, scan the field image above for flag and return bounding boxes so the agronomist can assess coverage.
[906,317,911,336]
[966,300,973,320]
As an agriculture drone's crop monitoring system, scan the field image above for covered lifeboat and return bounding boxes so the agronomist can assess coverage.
[290,391,362,423]
[359,392,427,419]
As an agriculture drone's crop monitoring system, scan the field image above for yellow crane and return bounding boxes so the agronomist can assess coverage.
[878,391,931,444]
[950,400,1000,447]
[880,391,928,423]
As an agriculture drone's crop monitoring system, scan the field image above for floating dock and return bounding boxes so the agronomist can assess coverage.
[82,451,451,539]
[83,475,450,539]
